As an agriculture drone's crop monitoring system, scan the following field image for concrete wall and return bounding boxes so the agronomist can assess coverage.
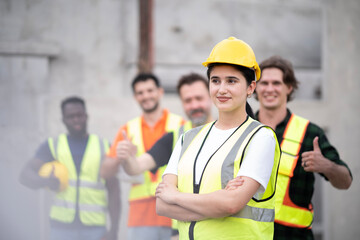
[1,0,359,239]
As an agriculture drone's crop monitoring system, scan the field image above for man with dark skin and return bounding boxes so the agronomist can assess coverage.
[19,96,120,240]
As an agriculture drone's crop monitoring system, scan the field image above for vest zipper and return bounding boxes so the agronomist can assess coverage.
[189,122,241,239]
[189,221,196,240]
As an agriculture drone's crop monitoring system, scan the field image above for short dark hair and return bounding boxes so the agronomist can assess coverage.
[131,73,161,92]
[176,73,208,95]
[259,55,299,102]
[206,63,255,86]
[61,96,86,114]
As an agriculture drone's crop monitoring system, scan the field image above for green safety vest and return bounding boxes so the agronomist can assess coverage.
[275,114,313,228]
[177,117,281,240]
[48,134,109,226]
[127,113,184,201]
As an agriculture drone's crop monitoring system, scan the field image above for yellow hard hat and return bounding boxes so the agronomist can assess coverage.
[38,161,69,192]
[202,36,261,81]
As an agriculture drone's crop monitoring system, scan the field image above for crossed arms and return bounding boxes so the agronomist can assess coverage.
[155,174,258,221]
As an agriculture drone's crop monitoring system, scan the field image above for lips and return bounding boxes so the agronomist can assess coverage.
[141,99,153,104]
[217,96,230,102]
[73,124,83,130]
[141,99,155,107]
[191,112,204,117]
[261,94,276,100]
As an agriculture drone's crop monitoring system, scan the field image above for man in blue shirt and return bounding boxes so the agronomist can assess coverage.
[20,96,120,240]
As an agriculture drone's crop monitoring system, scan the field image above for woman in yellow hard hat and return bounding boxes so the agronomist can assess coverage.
[155,37,281,240]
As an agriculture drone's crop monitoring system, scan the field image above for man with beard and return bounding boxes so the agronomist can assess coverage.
[19,96,120,240]
[101,73,184,240]
[103,73,213,239]
[112,73,213,177]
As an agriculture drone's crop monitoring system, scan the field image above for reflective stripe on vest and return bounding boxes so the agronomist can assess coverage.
[177,117,281,240]
[171,121,192,231]
[275,114,313,228]
[172,121,192,149]
[127,113,183,201]
[48,134,109,226]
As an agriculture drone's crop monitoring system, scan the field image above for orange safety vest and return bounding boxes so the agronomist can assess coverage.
[275,114,314,228]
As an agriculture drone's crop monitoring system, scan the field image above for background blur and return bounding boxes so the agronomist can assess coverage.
[1,0,359,239]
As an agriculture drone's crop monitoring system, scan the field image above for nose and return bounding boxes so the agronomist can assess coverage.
[72,115,82,123]
[142,91,150,98]
[267,83,276,91]
[188,99,199,109]
[218,82,228,94]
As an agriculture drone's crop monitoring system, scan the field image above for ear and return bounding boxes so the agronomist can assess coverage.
[158,87,164,97]
[247,81,256,95]
[286,84,293,96]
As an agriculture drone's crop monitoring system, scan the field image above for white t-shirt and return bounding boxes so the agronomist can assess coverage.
[163,126,276,196]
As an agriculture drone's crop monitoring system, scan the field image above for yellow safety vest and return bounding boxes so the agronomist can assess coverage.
[172,121,193,149]
[171,121,193,231]
[48,134,109,226]
[127,113,184,201]
[177,117,281,240]
[275,114,313,228]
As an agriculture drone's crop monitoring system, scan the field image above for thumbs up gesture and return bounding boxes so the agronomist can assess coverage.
[301,136,330,173]
[116,130,138,164]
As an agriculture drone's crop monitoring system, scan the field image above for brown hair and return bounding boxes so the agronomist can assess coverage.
[258,55,299,102]
[176,72,208,95]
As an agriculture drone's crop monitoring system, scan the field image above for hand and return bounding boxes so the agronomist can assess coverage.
[155,180,179,204]
[46,164,60,191]
[301,136,331,173]
[225,176,244,190]
[116,130,137,164]
[101,229,117,240]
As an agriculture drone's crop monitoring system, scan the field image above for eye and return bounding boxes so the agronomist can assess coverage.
[184,98,191,104]
[258,81,267,86]
[227,77,238,84]
[210,78,220,84]
[228,79,236,84]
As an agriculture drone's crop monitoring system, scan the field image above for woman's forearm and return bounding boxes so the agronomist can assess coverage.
[156,197,206,221]
[171,177,260,218]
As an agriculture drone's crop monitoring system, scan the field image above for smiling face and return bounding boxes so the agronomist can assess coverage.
[62,102,88,137]
[209,65,255,115]
[179,80,212,127]
[133,79,164,113]
[256,67,292,111]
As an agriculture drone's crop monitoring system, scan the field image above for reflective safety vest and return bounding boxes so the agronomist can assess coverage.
[127,113,184,201]
[275,114,313,228]
[177,117,281,240]
[171,121,193,231]
[48,134,109,226]
[172,121,193,149]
